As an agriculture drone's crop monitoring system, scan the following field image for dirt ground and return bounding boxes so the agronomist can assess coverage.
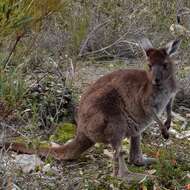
[1,60,190,190]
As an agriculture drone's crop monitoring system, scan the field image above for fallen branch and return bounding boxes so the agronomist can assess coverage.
[80,32,138,57]
[2,33,25,69]
[78,19,111,57]
[79,18,139,58]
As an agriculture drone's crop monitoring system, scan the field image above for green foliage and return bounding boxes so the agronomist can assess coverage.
[0,65,26,107]
[154,148,190,189]
[0,0,66,37]
[50,122,75,143]
[58,1,90,56]
[150,0,177,31]
[24,77,75,127]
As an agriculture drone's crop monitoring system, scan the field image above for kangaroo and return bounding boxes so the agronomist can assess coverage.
[1,38,180,181]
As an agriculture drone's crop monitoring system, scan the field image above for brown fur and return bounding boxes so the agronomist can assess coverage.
[1,39,180,179]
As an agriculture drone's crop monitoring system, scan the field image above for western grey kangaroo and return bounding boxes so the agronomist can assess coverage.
[2,38,180,181]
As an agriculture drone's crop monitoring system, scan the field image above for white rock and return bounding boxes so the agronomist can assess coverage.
[15,154,44,173]
[51,166,59,173]
[103,149,113,158]
[42,163,51,173]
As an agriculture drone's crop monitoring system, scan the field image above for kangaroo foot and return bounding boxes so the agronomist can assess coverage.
[129,157,157,166]
[118,171,148,183]
[164,119,171,130]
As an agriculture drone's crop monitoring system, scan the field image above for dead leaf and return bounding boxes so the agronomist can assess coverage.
[147,169,156,175]
[15,154,44,173]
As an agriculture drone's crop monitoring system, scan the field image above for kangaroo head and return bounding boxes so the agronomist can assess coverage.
[140,39,181,86]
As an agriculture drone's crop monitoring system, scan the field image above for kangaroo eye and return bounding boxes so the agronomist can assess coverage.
[163,64,167,69]
[148,64,152,70]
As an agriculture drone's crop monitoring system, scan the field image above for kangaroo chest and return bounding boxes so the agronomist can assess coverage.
[135,86,175,135]
[152,87,174,115]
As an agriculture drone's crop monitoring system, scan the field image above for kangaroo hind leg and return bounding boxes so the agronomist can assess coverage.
[50,132,95,160]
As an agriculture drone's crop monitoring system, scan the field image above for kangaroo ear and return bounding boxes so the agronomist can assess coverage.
[139,38,153,56]
[165,39,181,56]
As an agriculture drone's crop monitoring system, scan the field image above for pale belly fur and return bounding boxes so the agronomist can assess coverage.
[127,89,175,137]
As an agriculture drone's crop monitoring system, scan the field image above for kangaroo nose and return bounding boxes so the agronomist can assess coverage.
[153,78,161,86]
[155,78,160,84]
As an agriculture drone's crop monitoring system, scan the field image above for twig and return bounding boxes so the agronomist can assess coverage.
[2,33,24,69]
[80,31,130,57]
[13,184,21,190]
[1,9,57,69]
[79,20,137,57]
[120,40,139,47]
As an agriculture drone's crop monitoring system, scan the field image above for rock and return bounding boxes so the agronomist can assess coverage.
[14,154,44,173]
[42,164,51,173]
[51,166,59,173]
[103,149,113,158]
[170,128,190,140]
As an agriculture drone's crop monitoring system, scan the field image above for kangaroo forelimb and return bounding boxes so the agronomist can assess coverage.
[152,110,169,139]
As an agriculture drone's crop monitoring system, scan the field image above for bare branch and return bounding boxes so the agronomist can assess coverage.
[78,19,111,57]
[2,33,24,69]
[79,30,138,57]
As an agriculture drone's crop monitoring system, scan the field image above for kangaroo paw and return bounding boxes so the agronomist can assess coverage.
[161,128,169,139]
[164,120,171,130]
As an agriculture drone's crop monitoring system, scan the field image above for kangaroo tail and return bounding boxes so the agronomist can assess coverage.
[1,132,94,160]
